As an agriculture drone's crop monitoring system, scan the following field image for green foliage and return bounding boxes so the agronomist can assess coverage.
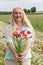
[0,12,11,15]
[24,9,30,13]
[31,7,36,13]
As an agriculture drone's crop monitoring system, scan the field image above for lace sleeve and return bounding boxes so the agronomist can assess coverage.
[4,29,13,45]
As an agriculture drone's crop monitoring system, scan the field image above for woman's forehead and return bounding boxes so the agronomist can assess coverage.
[13,7,23,12]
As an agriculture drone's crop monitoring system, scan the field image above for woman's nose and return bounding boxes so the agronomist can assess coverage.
[17,13,20,16]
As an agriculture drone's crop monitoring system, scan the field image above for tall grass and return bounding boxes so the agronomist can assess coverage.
[27,14,43,32]
[0,15,10,23]
[0,14,43,32]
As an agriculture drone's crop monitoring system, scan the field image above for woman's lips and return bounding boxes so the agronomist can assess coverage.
[16,16,21,19]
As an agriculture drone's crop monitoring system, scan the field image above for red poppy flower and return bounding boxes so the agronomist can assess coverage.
[21,31,24,34]
[18,34,20,37]
[2,49,6,54]
[27,31,31,34]
[16,33,21,38]
[23,33,27,38]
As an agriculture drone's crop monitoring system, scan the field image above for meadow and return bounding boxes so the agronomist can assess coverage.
[0,14,43,65]
[0,14,43,32]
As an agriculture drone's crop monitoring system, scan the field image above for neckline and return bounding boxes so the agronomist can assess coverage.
[12,25,27,32]
[15,26,24,31]
[15,26,27,31]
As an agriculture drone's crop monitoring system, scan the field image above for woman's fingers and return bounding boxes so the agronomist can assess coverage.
[18,56,24,61]
[18,57,24,61]
[21,51,27,57]
[15,54,25,61]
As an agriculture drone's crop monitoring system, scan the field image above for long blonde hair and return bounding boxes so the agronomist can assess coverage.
[9,7,36,41]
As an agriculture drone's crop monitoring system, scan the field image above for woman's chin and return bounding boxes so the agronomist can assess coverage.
[16,20,21,22]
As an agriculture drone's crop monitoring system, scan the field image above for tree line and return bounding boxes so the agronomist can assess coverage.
[24,7,36,14]
[0,7,36,15]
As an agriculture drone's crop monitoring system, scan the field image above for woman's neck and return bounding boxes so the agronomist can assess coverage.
[16,22,23,31]
[16,21,22,25]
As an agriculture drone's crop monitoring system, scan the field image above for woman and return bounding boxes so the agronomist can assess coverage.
[4,7,35,65]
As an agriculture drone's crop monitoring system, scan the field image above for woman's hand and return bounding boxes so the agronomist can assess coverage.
[15,54,20,61]
[21,50,28,57]
[17,50,28,61]
[15,54,24,61]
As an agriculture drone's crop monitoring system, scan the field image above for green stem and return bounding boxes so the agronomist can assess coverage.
[18,61,23,65]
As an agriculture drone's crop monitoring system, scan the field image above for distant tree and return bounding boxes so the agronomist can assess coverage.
[31,7,36,13]
[27,9,30,13]
[0,11,12,15]
[23,9,27,13]
[23,9,30,14]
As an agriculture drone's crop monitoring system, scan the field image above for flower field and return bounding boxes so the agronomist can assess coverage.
[0,21,7,65]
[0,14,43,65]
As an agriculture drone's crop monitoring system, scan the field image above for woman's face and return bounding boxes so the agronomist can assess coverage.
[13,8,23,22]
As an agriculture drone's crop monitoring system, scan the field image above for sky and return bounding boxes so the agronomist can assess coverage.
[0,0,43,11]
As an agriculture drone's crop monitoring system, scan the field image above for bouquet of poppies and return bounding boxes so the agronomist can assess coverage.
[12,28,32,65]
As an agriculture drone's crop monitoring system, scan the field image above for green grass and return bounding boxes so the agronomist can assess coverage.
[27,14,43,32]
[0,14,43,32]
[0,15,10,23]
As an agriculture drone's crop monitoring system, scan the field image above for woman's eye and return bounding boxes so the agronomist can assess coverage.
[19,12,22,14]
[14,12,17,14]
[14,12,22,15]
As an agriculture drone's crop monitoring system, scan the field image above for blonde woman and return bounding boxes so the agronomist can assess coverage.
[4,7,36,65]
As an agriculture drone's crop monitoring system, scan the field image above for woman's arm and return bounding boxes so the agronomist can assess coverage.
[8,42,18,58]
[21,38,31,57]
